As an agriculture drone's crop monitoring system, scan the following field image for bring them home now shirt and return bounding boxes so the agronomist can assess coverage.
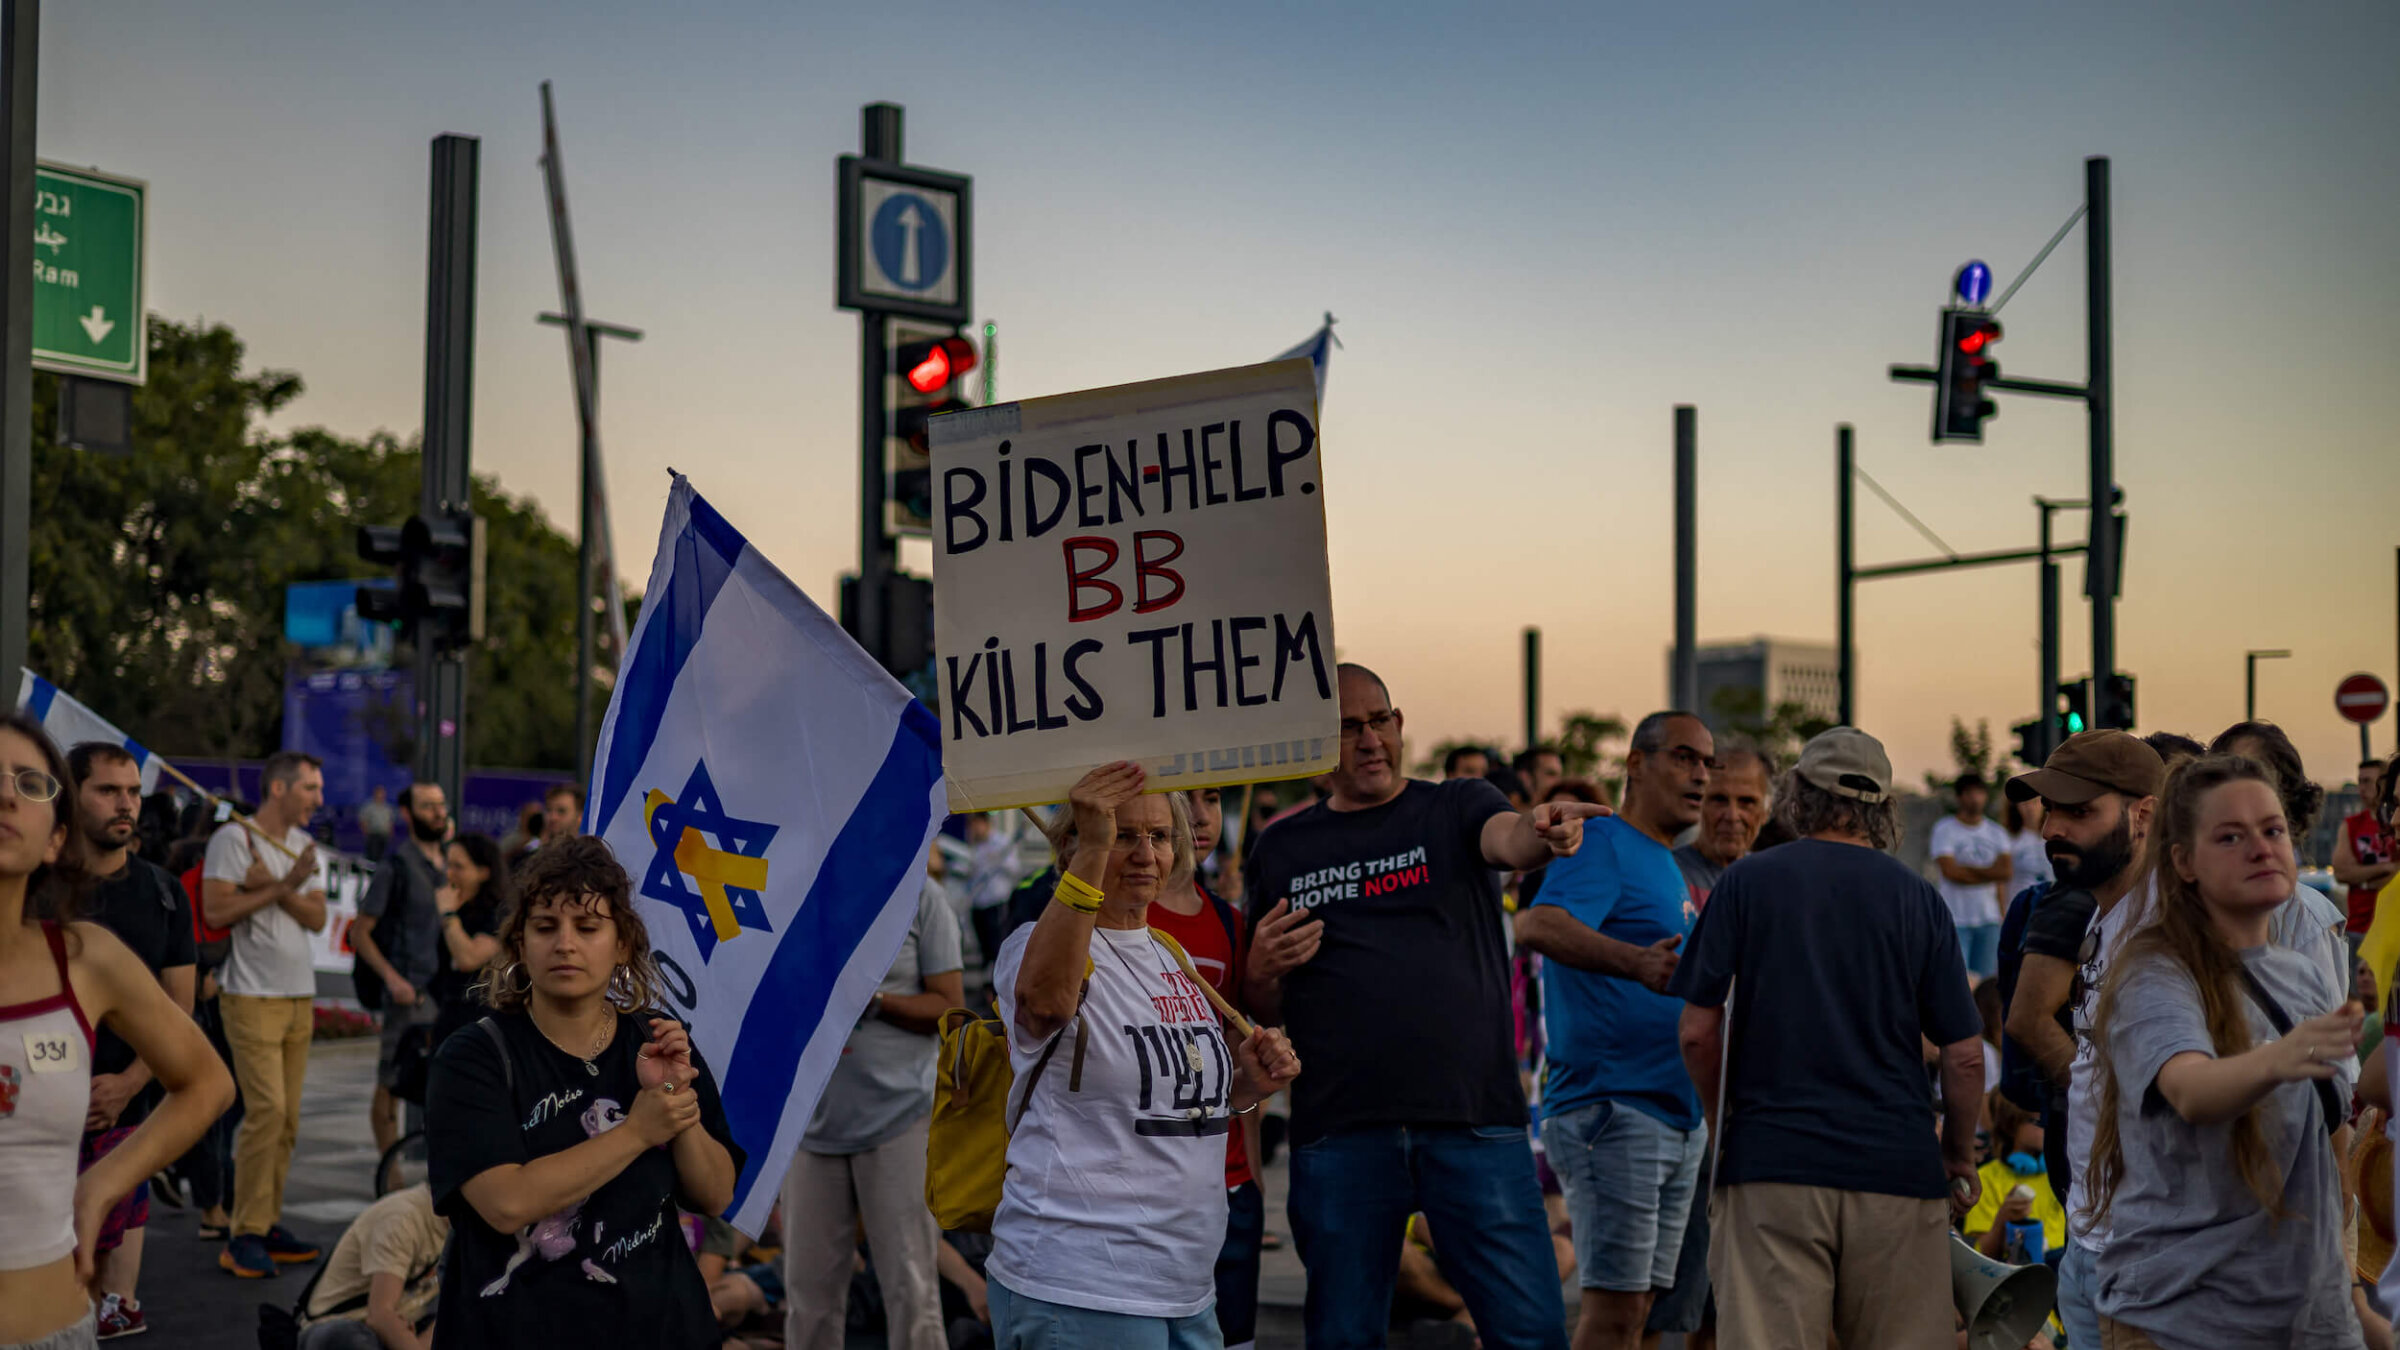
[1242,777,1521,1146]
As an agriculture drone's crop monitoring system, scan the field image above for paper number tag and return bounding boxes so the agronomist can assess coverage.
[23,1030,78,1074]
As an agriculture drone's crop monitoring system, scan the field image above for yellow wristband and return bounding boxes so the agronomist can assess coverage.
[1054,872,1104,914]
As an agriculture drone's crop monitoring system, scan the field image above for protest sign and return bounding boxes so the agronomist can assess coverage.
[929,358,1339,811]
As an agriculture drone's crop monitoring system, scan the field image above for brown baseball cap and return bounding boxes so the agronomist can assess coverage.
[2006,729,2165,805]
[1795,727,1894,803]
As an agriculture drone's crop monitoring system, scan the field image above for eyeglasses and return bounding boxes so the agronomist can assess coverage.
[1339,710,1401,745]
[0,768,61,803]
[1111,828,1174,853]
[1661,747,1718,773]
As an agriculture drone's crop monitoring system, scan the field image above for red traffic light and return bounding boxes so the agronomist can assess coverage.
[899,336,979,394]
[1955,318,2001,358]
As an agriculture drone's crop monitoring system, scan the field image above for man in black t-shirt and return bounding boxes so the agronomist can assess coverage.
[1667,728,1983,1350]
[1242,664,1604,1350]
[358,783,450,1156]
[70,743,198,1340]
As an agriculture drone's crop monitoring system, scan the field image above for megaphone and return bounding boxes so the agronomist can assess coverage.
[1951,1233,2057,1350]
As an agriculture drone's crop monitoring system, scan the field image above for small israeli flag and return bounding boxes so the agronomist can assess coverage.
[1275,312,1341,409]
[16,670,165,792]
[586,475,945,1233]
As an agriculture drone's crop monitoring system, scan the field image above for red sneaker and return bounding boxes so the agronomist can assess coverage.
[95,1293,149,1339]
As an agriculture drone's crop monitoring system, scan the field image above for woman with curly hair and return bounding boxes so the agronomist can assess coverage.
[2085,754,2363,1348]
[424,835,743,1350]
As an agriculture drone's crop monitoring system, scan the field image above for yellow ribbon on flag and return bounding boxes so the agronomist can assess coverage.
[644,789,770,943]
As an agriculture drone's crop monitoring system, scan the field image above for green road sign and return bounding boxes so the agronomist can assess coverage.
[32,163,146,384]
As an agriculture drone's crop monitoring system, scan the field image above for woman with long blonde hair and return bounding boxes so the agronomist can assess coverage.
[2085,754,2363,1348]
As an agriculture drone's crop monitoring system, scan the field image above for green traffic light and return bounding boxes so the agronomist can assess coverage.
[2065,712,2085,735]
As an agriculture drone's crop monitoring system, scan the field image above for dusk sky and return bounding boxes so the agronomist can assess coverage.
[40,0,2400,784]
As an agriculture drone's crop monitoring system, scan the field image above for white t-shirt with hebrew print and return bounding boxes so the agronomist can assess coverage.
[987,923,1232,1319]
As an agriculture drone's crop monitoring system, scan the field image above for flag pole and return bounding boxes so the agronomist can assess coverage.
[151,758,303,862]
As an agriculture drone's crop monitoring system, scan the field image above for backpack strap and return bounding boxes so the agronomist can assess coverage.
[477,1016,514,1100]
[2236,966,2343,1136]
[1006,980,1088,1131]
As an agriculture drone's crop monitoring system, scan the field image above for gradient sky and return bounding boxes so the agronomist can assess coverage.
[39,0,2400,784]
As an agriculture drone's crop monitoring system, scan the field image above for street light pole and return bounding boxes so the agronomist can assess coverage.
[2245,649,2291,723]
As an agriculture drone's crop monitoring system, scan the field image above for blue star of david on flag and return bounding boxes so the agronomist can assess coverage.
[640,760,779,961]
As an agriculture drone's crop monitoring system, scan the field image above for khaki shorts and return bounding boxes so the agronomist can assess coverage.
[1709,1182,1952,1350]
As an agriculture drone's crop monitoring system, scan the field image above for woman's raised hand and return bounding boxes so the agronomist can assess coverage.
[1066,762,1146,864]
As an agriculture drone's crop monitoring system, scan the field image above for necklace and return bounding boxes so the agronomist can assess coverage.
[538,1008,615,1077]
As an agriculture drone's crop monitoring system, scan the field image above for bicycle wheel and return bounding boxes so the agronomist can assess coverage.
[376,1129,428,1198]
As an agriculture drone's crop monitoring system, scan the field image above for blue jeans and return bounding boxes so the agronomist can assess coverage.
[1959,923,2001,978]
[1541,1101,1705,1293]
[1288,1124,1568,1350]
[1216,1180,1263,1350]
[988,1278,1222,1350]
[2056,1236,2101,1348]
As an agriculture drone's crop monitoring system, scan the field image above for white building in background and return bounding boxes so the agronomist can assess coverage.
[1670,636,1843,736]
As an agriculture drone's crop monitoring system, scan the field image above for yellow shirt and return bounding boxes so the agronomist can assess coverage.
[1963,1160,2067,1256]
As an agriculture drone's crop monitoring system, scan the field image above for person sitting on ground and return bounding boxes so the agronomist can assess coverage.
[1963,1091,2066,1264]
[295,1181,449,1350]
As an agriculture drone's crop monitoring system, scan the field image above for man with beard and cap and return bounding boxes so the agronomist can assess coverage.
[67,742,198,1339]
[1999,730,2164,1350]
[354,781,451,1158]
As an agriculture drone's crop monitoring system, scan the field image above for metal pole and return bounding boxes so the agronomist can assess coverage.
[0,1,34,688]
[2246,653,2257,723]
[1836,424,1854,727]
[1673,405,1697,710]
[2085,156,2120,722]
[855,103,903,668]
[575,331,599,776]
[2039,502,2060,763]
[418,134,478,806]
[1522,627,1541,752]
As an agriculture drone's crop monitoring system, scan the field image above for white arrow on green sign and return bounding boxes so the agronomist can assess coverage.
[32,162,146,384]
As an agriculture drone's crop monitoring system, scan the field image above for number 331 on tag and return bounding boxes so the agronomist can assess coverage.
[24,1031,78,1073]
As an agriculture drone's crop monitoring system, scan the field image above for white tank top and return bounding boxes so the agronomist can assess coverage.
[0,923,96,1271]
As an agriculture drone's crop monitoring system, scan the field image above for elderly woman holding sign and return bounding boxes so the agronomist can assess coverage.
[989,761,1301,1350]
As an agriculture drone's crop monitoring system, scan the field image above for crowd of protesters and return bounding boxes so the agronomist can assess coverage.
[13,665,2400,1350]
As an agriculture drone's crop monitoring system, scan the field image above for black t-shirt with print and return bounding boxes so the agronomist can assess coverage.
[1242,778,1519,1145]
[425,893,504,1048]
[424,1009,745,1350]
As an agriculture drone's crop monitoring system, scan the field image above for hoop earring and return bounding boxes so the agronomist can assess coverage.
[498,962,532,996]
[607,964,635,1006]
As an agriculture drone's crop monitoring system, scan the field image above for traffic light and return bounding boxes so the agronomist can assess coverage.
[886,319,979,537]
[839,570,935,679]
[354,512,486,652]
[1933,308,2002,443]
[2056,677,2090,738]
[2098,672,2136,730]
[2012,718,2045,767]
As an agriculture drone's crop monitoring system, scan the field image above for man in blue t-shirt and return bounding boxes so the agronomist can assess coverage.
[1518,711,1712,1350]
[1667,727,1984,1350]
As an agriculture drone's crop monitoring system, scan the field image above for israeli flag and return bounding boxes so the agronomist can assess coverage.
[1275,312,1340,409]
[587,475,945,1233]
[16,670,166,792]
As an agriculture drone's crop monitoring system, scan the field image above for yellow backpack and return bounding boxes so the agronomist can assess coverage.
[925,976,1088,1233]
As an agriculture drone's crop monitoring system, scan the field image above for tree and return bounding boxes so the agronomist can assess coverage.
[1925,716,1995,796]
[1543,711,1631,803]
[29,317,596,772]
[1704,686,1834,770]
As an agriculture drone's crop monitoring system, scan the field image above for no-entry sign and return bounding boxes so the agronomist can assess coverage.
[2336,673,2389,725]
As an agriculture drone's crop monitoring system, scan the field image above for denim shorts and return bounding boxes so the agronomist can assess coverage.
[989,1278,1222,1350]
[1540,1100,1705,1293]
